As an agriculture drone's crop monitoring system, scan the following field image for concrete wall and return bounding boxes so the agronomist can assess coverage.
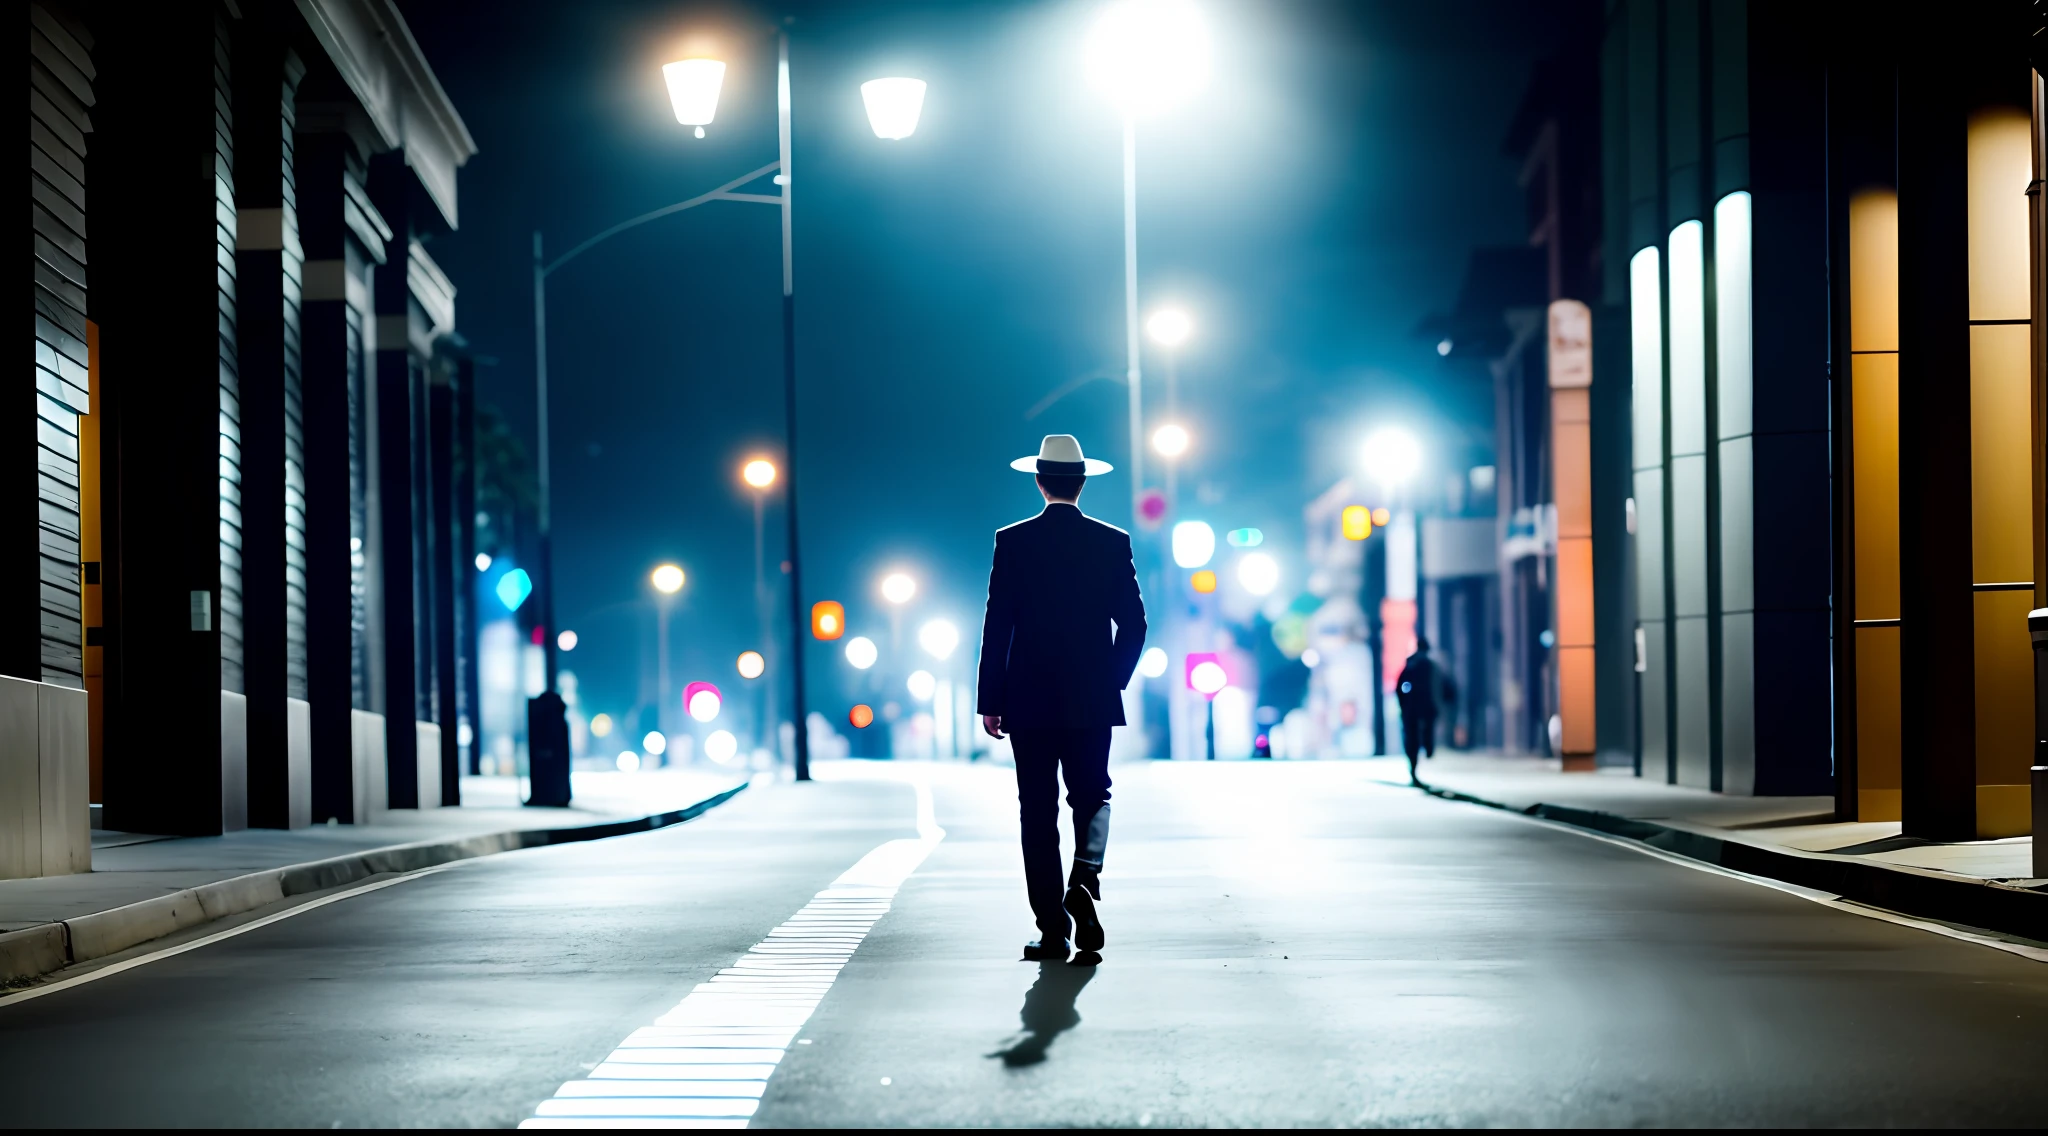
[351,708,387,820]
[0,675,90,879]
[286,696,312,828]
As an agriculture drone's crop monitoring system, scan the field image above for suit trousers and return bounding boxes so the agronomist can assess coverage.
[1009,727,1112,940]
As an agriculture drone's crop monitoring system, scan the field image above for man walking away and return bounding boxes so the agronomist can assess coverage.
[978,435,1147,966]
[1396,636,1454,784]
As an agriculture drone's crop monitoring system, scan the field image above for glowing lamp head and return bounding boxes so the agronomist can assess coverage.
[1085,0,1212,116]
[703,729,738,763]
[736,650,765,679]
[741,459,777,489]
[1152,423,1190,458]
[845,636,878,670]
[861,77,928,139]
[918,619,959,660]
[907,669,936,701]
[684,681,723,723]
[1360,426,1423,490]
[1146,307,1193,346]
[662,58,727,127]
[651,564,685,595]
[880,572,917,604]
[811,600,845,640]
[1137,646,1169,678]
[1171,520,1215,569]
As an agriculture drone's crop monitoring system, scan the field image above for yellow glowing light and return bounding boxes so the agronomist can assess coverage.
[737,650,765,679]
[589,713,613,738]
[742,459,777,489]
[1341,505,1372,541]
[651,564,685,594]
[1191,569,1218,594]
[662,58,727,127]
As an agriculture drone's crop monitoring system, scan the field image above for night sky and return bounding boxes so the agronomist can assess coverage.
[396,0,1580,733]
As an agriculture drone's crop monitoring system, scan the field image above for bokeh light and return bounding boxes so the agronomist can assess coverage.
[557,629,578,652]
[1360,426,1423,489]
[1191,569,1218,593]
[1152,423,1190,457]
[642,731,667,756]
[812,601,845,640]
[737,650,765,679]
[686,682,722,723]
[1138,646,1169,678]
[495,568,533,611]
[1226,527,1263,547]
[1341,505,1373,541]
[907,670,936,701]
[474,553,492,572]
[590,713,613,738]
[880,572,917,604]
[1172,521,1216,568]
[1238,552,1280,596]
[845,636,878,670]
[918,619,959,660]
[849,704,875,729]
[616,750,641,772]
[1190,660,1228,697]
[703,730,738,764]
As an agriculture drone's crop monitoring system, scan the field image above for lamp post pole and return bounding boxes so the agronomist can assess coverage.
[777,31,813,783]
[1122,114,1145,530]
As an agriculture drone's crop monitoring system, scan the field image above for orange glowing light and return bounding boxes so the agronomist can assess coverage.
[1372,507,1391,527]
[849,703,875,729]
[811,600,846,641]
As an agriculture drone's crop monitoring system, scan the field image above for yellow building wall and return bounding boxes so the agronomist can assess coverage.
[1848,190,1901,822]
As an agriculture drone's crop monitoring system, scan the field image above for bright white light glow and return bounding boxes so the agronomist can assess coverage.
[1152,423,1190,458]
[1190,660,1228,696]
[880,572,917,604]
[616,750,641,773]
[651,564,685,594]
[1146,307,1192,347]
[1085,0,1212,116]
[1301,648,1321,668]
[1629,246,1664,464]
[918,619,959,660]
[742,459,777,489]
[1138,646,1169,678]
[845,636,878,670]
[737,650,765,679]
[1171,520,1215,569]
[1668,220,1706,454]
[642,731,667,755]
[474,553,492,572]
[590,713,613,738]
[556,630,578,652]
[1237,551,1279,596]
[662,58,726,127]
[1436,338,1453,357]
[688,688,722,723]
[1360,427,1423,489]
[861,77,927,140]
[704,729,738,764]
[907,669,936,701]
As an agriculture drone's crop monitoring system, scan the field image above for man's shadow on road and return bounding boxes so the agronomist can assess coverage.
[986,961,1096,1068]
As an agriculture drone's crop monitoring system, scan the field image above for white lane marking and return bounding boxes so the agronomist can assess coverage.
[522,776,944,1128]
[0,868,451,1008]
[1468,794,2048,963]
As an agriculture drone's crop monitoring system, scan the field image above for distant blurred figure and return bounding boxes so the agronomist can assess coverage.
[1396,637,1455,783]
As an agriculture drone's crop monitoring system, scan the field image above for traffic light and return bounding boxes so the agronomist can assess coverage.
[811,600,845,640]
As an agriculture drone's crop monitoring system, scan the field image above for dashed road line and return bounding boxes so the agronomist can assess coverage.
[521,775,944,1129]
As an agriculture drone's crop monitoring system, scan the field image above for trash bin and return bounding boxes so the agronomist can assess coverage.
[526,692,572,808]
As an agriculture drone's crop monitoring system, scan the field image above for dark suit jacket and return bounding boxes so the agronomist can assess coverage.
[975,503,1147,729]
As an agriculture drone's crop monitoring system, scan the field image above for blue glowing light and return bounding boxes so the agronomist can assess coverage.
[496,568,533,612]
[1226,527,1264,548]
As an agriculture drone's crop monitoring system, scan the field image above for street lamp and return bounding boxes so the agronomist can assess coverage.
[1084,0,1210,533]
[651,563,684,750]
[1151,423,1190,458]
[530,34,921,787]
[1357,425,1424,757]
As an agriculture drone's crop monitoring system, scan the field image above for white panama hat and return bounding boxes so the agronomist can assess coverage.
[1010,434,1114,477]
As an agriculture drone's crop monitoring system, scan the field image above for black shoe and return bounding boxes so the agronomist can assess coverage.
[1070,950,1103,967]
[1064,885,1105,952]
[1068,864,1102,901]
[1022,938,1070,962]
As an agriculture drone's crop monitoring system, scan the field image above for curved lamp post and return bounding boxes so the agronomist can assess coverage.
[530,34,926,785]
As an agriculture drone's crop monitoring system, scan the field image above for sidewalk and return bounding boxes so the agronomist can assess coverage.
[1,768,750,985]
[1363,752,2045,943]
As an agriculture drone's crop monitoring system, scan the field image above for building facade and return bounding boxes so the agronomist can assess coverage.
[12,0,480,866]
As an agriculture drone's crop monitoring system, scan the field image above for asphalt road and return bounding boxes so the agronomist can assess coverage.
[1,760,2042,1127]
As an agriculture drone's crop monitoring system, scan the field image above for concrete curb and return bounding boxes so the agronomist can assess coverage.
[1416,780,2047,943]
[1,780,749,986]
